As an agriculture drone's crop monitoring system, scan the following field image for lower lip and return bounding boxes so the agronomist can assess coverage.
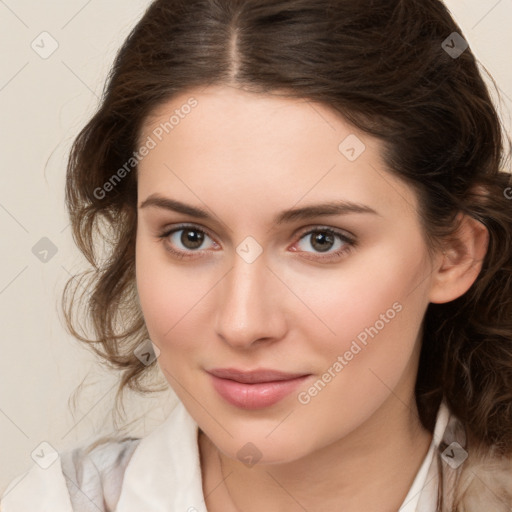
[209,374,311,410]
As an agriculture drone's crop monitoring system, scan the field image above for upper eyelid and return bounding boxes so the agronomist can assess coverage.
[298,225,354,238]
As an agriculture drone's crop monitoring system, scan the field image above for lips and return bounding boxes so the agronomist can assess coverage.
[207,367,311,409]
[208,367,309,383]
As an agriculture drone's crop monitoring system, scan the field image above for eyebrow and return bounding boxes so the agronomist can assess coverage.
[139,194,379,224]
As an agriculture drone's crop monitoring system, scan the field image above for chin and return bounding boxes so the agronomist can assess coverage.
[210,423,317,467]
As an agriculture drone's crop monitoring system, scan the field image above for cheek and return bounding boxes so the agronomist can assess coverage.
[289,235,430,357]
[135,238,210,353]
[286,242,429,443]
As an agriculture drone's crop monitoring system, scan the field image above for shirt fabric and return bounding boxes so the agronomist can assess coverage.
[1,399,452,511]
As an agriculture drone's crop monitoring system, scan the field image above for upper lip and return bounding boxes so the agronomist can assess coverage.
[207,368,310,384]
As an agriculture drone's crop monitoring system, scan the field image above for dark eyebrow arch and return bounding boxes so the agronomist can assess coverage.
[139,194,379,224]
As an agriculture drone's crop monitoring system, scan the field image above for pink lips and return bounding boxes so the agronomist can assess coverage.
[207,368,311,410]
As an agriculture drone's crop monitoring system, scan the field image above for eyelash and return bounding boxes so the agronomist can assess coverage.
[156,223,357,262]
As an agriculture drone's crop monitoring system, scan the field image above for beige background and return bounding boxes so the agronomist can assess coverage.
[1,0,511,493]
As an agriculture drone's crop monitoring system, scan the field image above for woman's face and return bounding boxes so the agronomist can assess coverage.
[135,85,438,463]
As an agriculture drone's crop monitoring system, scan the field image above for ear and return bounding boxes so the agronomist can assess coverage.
[428,212,489,304]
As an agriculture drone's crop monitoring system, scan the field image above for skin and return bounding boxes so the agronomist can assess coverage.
[135,84,488,512]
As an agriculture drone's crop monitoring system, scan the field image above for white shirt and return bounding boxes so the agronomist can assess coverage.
[1,399,451,511]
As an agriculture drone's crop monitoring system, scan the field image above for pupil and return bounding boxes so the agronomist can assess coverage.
[312,232,333,252]
[182,229,204,249]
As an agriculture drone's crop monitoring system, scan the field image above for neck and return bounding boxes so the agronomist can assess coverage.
[200,393,434,512]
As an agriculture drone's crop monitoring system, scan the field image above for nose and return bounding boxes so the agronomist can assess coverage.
[214,250,288,350]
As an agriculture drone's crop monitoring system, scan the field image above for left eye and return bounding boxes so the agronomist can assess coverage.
[295,228,353,254]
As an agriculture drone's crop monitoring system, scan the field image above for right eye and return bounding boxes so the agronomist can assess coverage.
[157,224,220,259]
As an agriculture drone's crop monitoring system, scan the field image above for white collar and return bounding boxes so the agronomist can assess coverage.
[116,400,207,512]
[399,400,451,511]
[116,399,451,512]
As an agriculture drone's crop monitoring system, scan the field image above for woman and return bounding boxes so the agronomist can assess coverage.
[2,0,512,510]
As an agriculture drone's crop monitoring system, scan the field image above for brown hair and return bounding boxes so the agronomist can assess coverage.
[62,0,512,507]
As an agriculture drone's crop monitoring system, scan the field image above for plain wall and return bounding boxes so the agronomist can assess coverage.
[1,0,511,493]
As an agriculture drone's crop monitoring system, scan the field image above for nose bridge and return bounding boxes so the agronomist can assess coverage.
[215,249,285,346]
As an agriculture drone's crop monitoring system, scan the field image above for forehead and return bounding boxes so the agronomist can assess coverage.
[140,85,345,155]
[137,85,419,222]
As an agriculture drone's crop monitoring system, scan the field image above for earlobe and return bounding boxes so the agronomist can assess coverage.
[428,213,489,304]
